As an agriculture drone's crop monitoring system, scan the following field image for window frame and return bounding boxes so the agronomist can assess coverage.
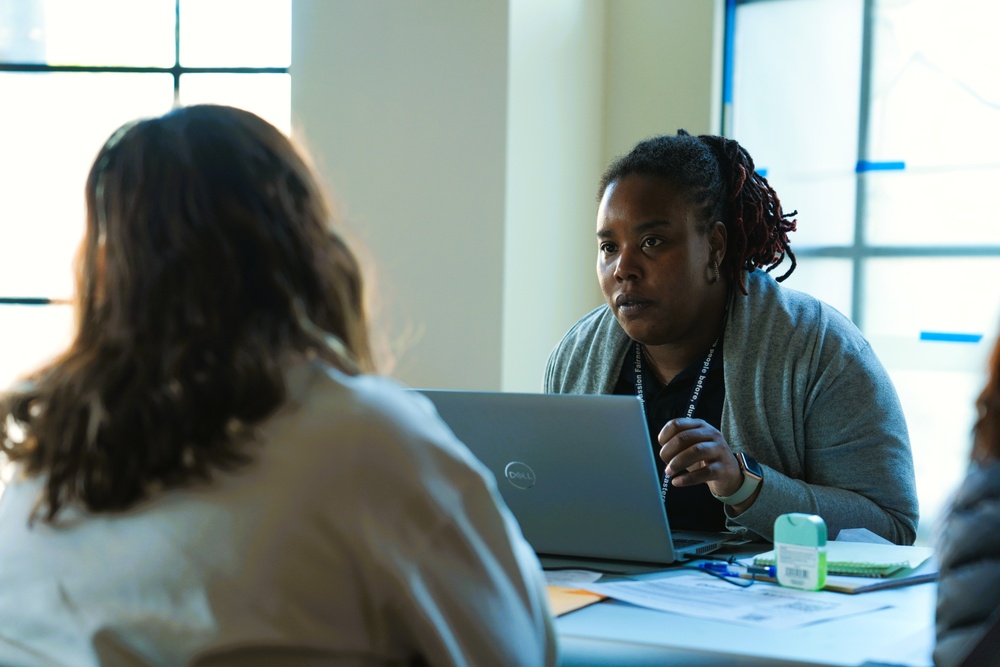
[0,0,290,306]
[725,0,1000,330]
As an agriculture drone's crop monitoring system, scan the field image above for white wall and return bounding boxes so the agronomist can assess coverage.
[604,0,725,162]
[291,0,725,391]
[291,0,509,389]
[501,0,607,392]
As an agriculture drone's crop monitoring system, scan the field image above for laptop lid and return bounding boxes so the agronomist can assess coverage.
[416,390,727,566]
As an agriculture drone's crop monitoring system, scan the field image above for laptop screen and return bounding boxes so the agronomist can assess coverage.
[415,390,687,564]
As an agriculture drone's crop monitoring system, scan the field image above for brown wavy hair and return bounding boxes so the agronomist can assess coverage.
[973,333,1000,463]
[0,104,372,522]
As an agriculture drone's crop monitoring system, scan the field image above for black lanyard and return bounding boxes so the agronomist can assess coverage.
[632,338,720,501]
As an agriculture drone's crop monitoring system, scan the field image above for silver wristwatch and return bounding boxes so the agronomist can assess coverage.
[712,451,763,506]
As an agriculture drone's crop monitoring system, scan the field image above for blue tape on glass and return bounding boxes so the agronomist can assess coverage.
[755,168,768,178]
[722,0,737,105]
[856,160,906,173]
[920,331,984,344]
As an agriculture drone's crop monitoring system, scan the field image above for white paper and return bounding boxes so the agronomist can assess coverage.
[582,573,891,629]
[835,528,894,544]
[544,569,604,587]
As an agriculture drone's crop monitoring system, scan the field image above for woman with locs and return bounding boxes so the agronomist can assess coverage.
[545,130,918,544]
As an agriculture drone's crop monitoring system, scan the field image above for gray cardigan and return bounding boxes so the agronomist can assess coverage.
[544,270,918,543]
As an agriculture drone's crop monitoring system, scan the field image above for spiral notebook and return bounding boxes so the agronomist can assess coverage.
[751,542,934,578]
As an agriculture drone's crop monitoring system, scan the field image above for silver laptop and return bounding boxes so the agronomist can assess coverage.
[416,390,730,569]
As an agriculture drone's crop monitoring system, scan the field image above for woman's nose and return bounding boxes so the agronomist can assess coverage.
[613,247,641,282]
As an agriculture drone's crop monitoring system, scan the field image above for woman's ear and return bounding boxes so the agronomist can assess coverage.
[708,220,727,266]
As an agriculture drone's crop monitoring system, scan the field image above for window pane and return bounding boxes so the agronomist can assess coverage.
[869,0,1000,167]
[0,0,175,66]
[0,72,175,298]
[0,304,74,390]
[866,0,1000,245]
[778,257,853,319]
[0,0,45,62]
[863,257,1000,544]
[864,257,1000,347]
[889,367,979,545]
[866,168,1000,246]
[179,0,291,67]
[178,73,291,135]
[732,0,863,248]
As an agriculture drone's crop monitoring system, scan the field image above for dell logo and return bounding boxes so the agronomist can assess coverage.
[504,461,536,490]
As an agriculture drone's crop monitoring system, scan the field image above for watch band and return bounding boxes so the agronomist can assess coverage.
[712,452,763,506]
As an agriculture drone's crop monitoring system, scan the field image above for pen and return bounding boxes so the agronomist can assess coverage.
[697,562,740,577]
[745,564,777,577]
[697,562,776,578]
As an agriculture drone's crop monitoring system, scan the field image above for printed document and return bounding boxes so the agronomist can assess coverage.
[582,572,891,629]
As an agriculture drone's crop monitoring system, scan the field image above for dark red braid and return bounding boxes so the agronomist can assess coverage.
[697,134,797,295]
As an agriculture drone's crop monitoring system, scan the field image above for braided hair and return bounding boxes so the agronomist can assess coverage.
[598,130,797,295]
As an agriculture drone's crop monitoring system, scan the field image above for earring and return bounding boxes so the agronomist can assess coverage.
[708,260,721,284]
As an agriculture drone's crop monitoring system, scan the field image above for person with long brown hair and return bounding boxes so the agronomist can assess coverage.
[546,131,918,544]
[0,104,556,666]
[935,335,1000,666]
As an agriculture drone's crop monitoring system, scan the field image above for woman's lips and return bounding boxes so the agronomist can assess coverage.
[615,293,652,316]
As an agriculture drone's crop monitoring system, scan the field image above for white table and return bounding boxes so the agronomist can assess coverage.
[556,573,936,666]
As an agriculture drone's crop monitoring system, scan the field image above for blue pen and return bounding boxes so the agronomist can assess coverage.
[697,562,776,578]
[697,562,739,577]
[745,564,777,577]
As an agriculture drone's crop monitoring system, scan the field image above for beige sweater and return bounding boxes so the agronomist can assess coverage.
[0,362,557,666]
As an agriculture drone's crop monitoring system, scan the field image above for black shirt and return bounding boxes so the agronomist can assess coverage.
[613,340,727,532]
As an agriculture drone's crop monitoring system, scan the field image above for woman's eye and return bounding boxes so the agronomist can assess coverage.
[599,242,617,254]
[641,237,662,248]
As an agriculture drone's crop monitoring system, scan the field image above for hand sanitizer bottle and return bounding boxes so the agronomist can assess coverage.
[774,513,827,591]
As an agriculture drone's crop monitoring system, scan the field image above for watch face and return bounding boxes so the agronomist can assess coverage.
[740,452,764,479]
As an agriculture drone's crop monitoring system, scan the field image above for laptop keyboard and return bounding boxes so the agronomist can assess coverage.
[672,537,702,549]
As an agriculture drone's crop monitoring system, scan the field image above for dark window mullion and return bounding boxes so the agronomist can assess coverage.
[0,298,71,306]
[0,64,287,74]
[174,0,181,104]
